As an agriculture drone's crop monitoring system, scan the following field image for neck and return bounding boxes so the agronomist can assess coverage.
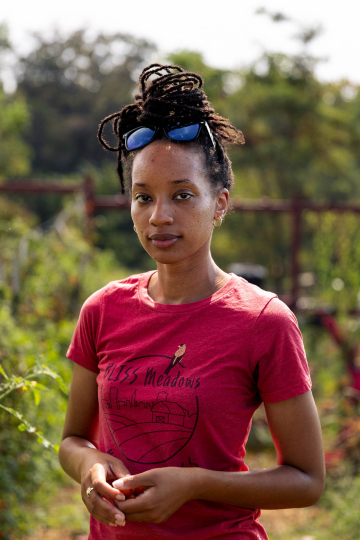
[148,249,230,305]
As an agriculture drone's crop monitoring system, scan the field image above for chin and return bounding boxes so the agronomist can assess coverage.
[140,240,181,265]
[142,244,189,265]
[149,251,185,265]
[141,239,206,265]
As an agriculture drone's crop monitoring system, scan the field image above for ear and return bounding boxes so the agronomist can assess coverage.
[213,188,229,220]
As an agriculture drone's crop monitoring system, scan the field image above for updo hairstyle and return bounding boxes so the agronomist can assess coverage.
[98,63,245,194]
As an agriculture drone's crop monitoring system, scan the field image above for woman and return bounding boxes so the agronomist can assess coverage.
[59,64,325,540]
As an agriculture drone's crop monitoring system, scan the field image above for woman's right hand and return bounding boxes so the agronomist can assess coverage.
[80,452,131,527]
[59,365,131,527]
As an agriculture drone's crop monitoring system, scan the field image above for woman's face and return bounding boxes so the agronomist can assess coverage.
[131,140,228,266]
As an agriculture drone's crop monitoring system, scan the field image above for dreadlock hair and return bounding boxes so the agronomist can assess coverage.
[98,63,245,194]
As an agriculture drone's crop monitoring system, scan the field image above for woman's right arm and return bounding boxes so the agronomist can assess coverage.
[59,363,129,527]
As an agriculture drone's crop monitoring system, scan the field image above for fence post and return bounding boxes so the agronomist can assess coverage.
[83,176,95,241]
[290,198,302,311]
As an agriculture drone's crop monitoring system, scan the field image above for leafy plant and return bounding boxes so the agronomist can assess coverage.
[0,361,67,451]
[0,196,128,538]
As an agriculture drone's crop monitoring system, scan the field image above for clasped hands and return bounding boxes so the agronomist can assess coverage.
[114,467,196,524]
[82,461,197,528]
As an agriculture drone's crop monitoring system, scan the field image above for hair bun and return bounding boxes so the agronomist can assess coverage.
[98,63,245,193]
[137,64,210,127]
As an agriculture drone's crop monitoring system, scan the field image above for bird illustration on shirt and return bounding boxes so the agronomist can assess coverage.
[164,344,186,375]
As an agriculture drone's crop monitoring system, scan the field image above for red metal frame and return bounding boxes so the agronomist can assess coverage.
[2,178,360,309]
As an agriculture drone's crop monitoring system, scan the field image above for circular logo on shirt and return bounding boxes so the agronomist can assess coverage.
[101,345,200,464]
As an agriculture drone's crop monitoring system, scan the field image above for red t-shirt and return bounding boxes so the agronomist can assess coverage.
[67,271,311,540]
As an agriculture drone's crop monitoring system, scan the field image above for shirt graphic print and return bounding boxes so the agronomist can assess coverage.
[101,343,200,466]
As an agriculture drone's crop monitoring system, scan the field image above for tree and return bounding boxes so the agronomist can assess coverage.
[15,29,156,174]
[0,23,31,181]
[0,90,32,181]
[226,52,360,202]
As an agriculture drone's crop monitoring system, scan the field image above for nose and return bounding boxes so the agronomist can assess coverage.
[149,198,174,227]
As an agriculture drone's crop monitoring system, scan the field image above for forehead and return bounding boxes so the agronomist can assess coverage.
[132,140,207,184]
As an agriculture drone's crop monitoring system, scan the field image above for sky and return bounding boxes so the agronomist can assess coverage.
[2,0,360,88]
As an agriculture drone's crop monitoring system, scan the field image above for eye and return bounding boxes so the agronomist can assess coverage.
[135,194,152,202]
[174,193,192,200]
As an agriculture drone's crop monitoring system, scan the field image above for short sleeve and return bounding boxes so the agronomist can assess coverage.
[250,297,311,403]
[66,291,103,374]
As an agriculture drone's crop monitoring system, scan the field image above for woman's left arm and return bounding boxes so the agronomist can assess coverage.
[115,390,325,523]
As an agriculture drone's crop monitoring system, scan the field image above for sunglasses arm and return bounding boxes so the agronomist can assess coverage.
[204,121,216,150]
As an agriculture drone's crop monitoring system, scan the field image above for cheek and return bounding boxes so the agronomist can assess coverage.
[197,198,216,225]
[131,209,146,242]
[185,201,214,240]
[131,205,146,226]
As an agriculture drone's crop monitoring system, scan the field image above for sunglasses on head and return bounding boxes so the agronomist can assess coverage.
[122,121,216,152]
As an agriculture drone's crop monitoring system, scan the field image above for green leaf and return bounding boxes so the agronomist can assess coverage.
[18,423,27,431]
[56,378,68,395]
[32,387,41,406]
[0,364,8,380]
[41,367,58,379]
[34,383,47,390]
[33,365,68,394]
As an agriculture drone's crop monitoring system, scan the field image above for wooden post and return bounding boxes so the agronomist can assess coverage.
[290,198,302,311]
[83,176,95,241]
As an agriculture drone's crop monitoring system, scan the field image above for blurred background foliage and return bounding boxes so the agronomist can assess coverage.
[0,196,128,538]
[1,12,360,540]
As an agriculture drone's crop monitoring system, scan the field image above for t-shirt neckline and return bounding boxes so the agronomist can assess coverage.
[138,271,238,313]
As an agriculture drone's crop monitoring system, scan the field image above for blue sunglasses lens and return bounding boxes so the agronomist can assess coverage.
[167,124,200,141]
[126,127,156,150]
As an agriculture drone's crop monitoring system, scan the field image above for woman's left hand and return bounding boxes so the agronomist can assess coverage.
[113,467,197,523]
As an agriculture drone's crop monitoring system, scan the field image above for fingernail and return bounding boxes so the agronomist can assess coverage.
[115,493,125,500]
[109,523,117,527]
[115,513,124,521]
[113,479,124,488]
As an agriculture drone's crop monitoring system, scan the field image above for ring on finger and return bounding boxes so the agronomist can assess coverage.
[86,487,94,497]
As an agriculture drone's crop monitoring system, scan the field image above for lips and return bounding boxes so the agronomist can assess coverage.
[149,233,180,249]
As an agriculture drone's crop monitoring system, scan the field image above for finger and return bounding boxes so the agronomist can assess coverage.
[117,493,161,524]
[90,464,126,500]
[83,487,126,526]
[113,471,154,494]
[115,488,151,514]
[112,473,133,498]
[107,458,132,481]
